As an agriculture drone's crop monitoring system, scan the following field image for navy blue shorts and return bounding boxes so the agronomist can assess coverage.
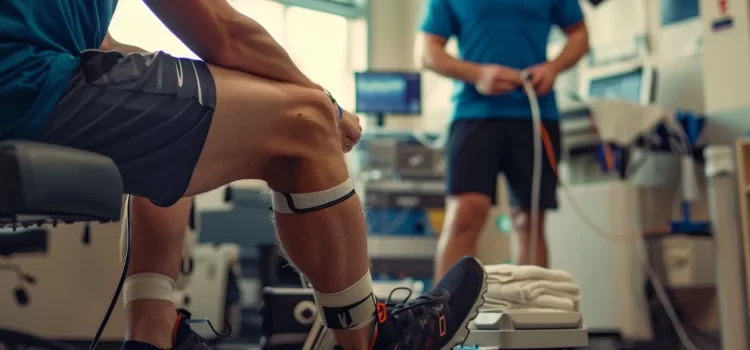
[33,50,217,207]
[445,119,561,210]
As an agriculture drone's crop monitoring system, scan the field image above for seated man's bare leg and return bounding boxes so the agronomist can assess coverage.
[190,66,372,348]
[118,65,372,348]
[129,65,487,350]
[124,198,192,348]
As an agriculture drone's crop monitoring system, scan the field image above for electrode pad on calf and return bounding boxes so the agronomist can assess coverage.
[313,271,377,330]
[123,273,176,306]
[271,179,355,213]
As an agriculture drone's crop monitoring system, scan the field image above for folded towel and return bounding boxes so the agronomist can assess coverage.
[483,294,576,312]
[485,264,573,283]
[488,280,580,304]
[478,304,568,314]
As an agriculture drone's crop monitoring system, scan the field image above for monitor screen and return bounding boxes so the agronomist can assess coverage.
[588,67,645,103]
[355,72,421,114]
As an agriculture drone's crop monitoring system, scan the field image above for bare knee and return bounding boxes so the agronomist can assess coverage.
[266,88,340,154]
[445,194,492,239]
[264,88,345,191]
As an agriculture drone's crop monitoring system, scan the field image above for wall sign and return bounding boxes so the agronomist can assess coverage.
[712,0,734,31]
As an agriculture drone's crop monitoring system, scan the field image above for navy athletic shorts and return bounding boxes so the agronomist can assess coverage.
[33,50,217,207]
[445,118,561,210]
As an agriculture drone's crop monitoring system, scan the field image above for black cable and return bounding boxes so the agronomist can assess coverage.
[89,194,132,350]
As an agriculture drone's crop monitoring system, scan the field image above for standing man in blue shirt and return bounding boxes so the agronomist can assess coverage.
[420,0,589,276]
[0,1,491,350]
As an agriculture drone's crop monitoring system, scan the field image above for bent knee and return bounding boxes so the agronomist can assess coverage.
[276,88,340,156]
[263,88,348,191]
[446,194,491,236]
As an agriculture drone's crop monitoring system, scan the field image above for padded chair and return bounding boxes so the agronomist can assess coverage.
[0,141,123,255]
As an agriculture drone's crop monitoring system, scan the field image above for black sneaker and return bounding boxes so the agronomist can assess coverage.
[370,256,487,350]
[172,309,230,350]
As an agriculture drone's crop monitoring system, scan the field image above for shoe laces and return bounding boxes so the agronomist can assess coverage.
[388,287,439,316]
[382,287,441,343]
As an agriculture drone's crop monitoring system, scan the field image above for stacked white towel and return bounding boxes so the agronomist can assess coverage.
[481,264,580,312]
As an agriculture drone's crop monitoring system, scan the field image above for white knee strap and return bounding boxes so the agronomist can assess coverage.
[271,179,356,213]
[123,273,176,306]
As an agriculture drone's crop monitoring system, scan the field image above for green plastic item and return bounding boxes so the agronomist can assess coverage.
[496,214,514,234]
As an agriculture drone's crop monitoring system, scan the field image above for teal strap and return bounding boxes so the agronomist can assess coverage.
[325,89,343,120]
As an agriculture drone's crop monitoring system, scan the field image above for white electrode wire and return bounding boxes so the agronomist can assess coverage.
[641,250,701,350]
[520,77,698,350]
[521,70,543,267]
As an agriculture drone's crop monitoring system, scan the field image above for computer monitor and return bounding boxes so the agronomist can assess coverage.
[355,71,422,116]
[579,60,657,104]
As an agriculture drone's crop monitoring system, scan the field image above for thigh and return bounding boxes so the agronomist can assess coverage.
[36,50,217,207]
[504,119,561,210]
[35,50,324,207]
[186,64,335,197]
[445,119,503,204]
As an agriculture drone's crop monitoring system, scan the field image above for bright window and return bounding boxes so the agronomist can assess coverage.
[285,7,351,109]
[109,0,198,59]
[230,0,287,48]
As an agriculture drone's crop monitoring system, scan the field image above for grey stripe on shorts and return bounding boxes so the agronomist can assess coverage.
[35,50,217,207]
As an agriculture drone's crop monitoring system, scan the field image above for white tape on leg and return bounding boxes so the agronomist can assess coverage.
[271,179,356,214]
[123,273,177,306]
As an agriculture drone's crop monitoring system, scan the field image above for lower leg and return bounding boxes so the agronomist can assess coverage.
[435,195,490,279]
[268,155,373,349]
[123,197,192,348]
[514,209,549,267]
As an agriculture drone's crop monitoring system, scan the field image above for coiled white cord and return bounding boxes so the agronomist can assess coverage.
[520,70,543,267]
[522,75,698,350]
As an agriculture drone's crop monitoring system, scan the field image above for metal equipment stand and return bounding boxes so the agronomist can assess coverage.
[705,145,749,350]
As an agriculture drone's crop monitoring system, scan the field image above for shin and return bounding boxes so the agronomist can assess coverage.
[513,209,549,267]
[121,197,192,348]
[266,129,374,348]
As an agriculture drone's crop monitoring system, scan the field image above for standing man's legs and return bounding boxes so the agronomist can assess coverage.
[36,51,487,350]
[436,120,503,279]
[504,119,561,268]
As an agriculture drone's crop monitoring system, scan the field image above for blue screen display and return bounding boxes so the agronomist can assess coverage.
[355,72,421,114]
[588,68,644,103]
[661,0,699,26]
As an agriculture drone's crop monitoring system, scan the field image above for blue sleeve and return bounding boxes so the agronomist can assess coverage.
[551,0,584,30]
[419,0,458,39]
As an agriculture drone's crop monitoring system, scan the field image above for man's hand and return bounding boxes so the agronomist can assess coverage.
[475,65,523,96]
[525,62,560,96]
[339,109,362,153]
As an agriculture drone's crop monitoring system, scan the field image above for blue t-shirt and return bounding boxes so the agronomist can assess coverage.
[420,0,584,121]
[0,0,117,139]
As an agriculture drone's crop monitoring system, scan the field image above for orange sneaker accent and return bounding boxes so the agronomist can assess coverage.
[438,315,446,337]
[376,302,387,323]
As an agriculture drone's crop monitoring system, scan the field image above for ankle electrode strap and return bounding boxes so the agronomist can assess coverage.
[313,271,377,330]
[271,179,356,214]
